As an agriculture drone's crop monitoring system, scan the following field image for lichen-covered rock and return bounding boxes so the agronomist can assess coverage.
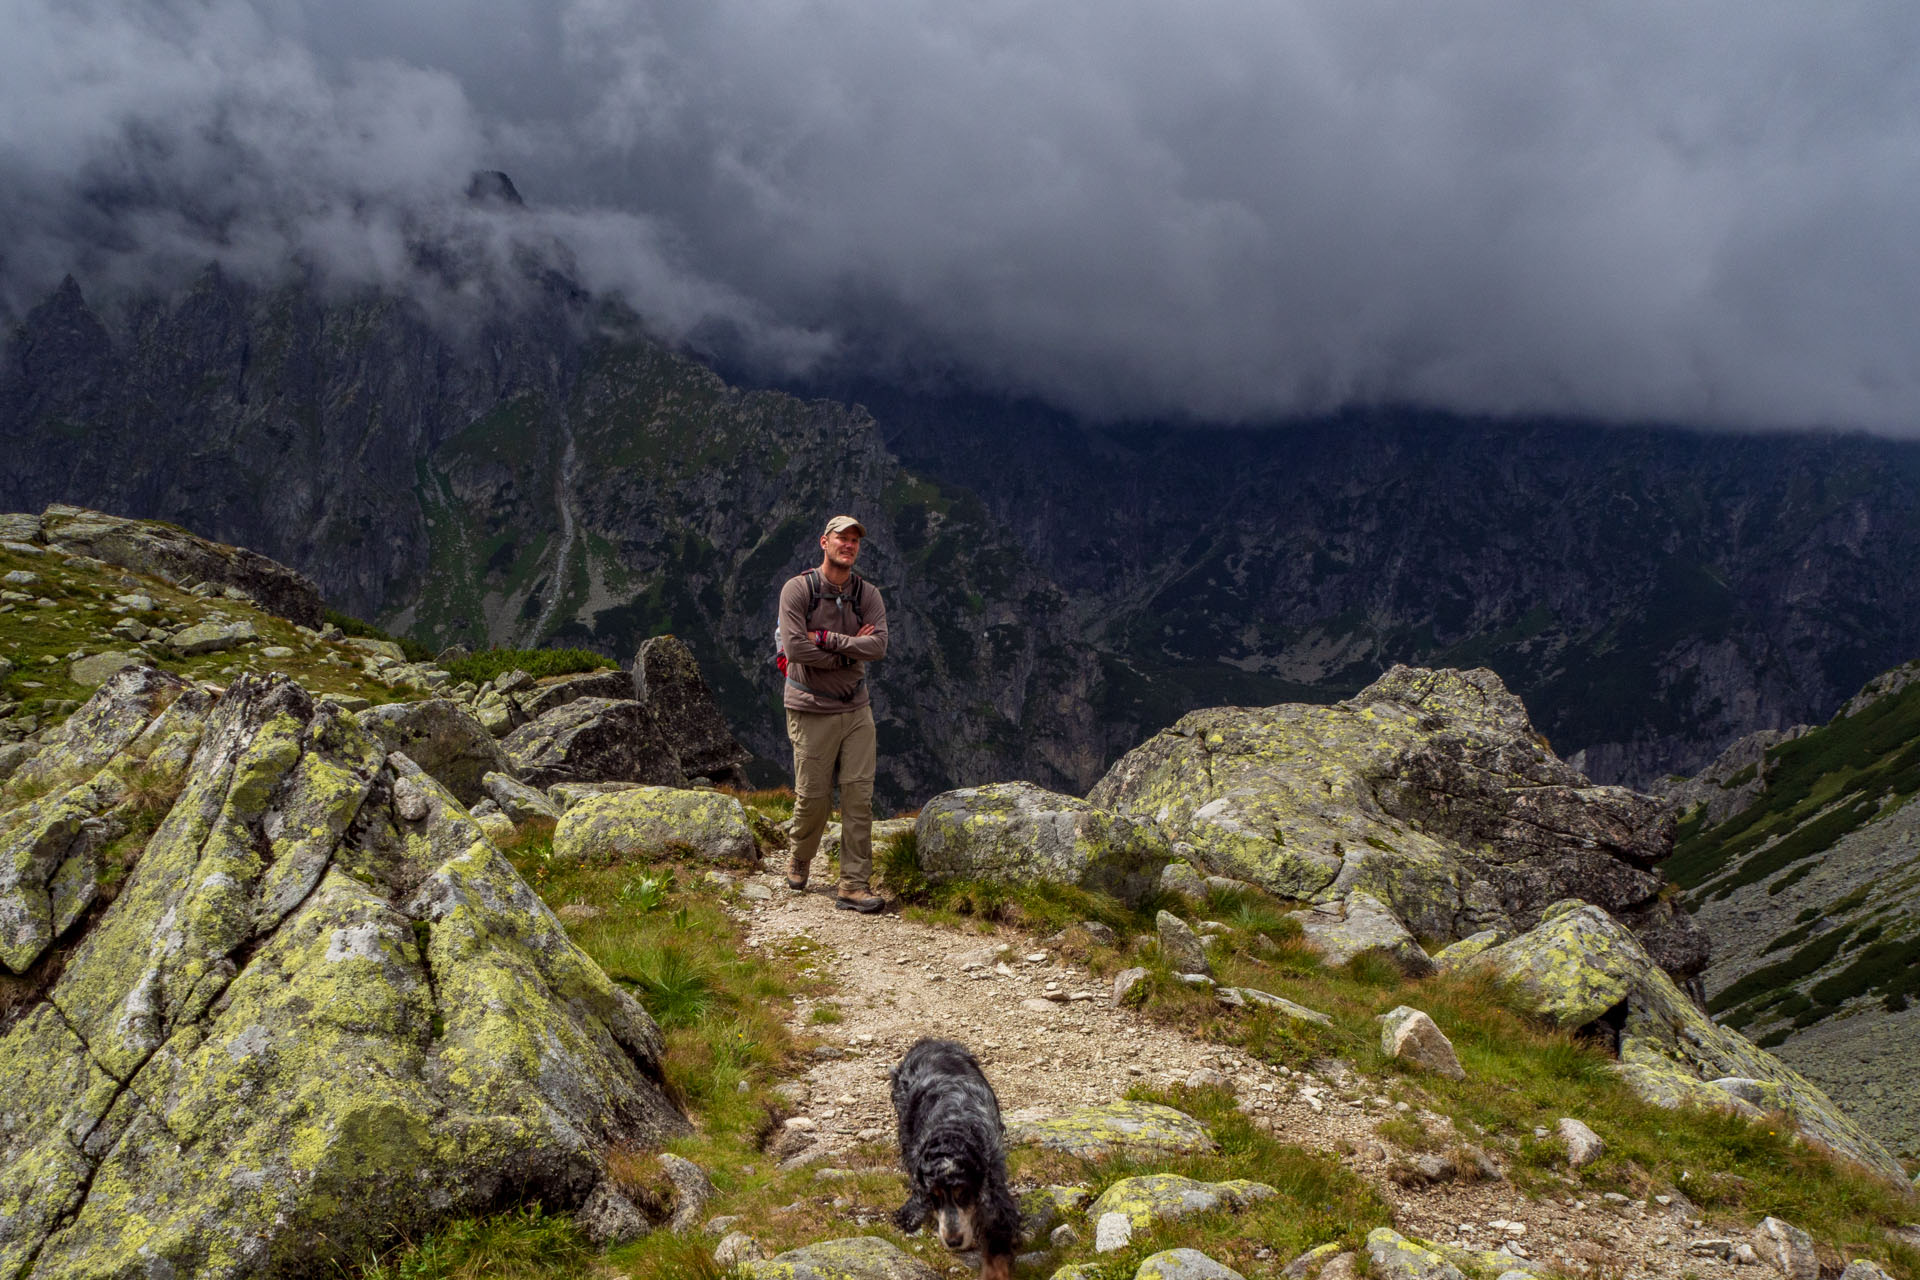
[483,770,560,822]
[554,786,759,865]
[0,672,687,1277]
[1432,930,1503,972]
[356,698,510,806]
[915,782,1169,904]
[1086,1173,1275,1232]
[168,618,259,656]
[577,1181,651,1246]
[37,503,325,627]
[503,698,685,790]
[1018,1184,1091,1238]
[1473,902,1907,1183]
[661,1151,717,1231]
[743,1234,942,1280]
[1298,893,1434,975]
[549,781,644,812]
[1089,666,1699,979]
[1752,1217,1820,1280]
[1378,1006,1466,1080]
[1135,1249,1249,1280]
[0,667,211,974]
[1161,860,1209,897]
[1157,910,1211,976]
[1366,1228,1467,1280]
[635,635,752,787]
[1006,1101,1216,1159]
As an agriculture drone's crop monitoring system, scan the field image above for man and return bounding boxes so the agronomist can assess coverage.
[780,514,889,912]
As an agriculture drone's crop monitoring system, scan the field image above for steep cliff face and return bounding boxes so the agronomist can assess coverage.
[875,390,1920,786]
[10,268,1920,801]
[0,275,1109,802]
[1668,660,1920,1160]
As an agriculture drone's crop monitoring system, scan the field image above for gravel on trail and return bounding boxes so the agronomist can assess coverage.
[728,869,1775,1280]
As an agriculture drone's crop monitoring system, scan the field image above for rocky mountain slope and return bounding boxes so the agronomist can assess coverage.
[1663,659,1920,1162]
[9,262,1920,802]
[2,512,1913,1277]
[867,386,1920,790]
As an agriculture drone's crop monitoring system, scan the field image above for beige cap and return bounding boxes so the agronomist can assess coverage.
[823,514,867,537]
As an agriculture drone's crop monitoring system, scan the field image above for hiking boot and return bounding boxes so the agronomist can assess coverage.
[834,893,884,914]
[785,862,810,891]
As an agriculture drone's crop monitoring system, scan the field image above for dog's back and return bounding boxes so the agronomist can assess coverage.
[891,1037,1005,1151]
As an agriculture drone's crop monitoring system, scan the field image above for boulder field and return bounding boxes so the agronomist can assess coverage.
[916,665,1908,1182]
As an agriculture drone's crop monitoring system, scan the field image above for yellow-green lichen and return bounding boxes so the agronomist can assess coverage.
[1087,1173,1276,1231]
[1005,1100,1216,1159]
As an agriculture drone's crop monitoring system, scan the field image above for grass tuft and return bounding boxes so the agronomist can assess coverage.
[442,647,615,685]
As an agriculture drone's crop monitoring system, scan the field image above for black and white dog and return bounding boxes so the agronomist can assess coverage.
[890,1038,1020,1280]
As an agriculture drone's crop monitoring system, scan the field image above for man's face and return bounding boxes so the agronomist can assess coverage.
[822,528,863,568]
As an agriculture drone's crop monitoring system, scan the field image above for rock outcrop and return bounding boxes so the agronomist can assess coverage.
[634,635,752,787]
[914,781,1169,904]
[0,669,686,1276]
[356,698,510,806]
[1471,901,1905,1183]
[502,698,685,790]
[30,504,326,628]
[1090,666,1704,983]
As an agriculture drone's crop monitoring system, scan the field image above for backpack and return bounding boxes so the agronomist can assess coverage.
[773,570,866,700]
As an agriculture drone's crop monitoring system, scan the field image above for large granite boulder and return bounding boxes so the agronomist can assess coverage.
[1473,901,1906,1184]
[520,669,635,720]
[502,699,685,790]
[34,503,325,627]
[553,787,760,866]
[634,635,752,787]
[1,666,213,974]
[355,699,510,806]
[914,782,1170,904]
[0,673,687,1276]
[1089,666,1703,982]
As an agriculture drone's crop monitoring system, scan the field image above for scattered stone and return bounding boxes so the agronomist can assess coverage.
[1,570,37,586]
[915,781,1170,904]
[576,1182,651,1246]
[1377,1006,1465,1080]
[1839,1261,1895,1280]
[1081,921,1116,946]
[1557,1117,1606,1168]
[741,882,774,901]
[714,1232,766,1266]
[1217,986,1334,1026]
[660,1152,716,1231]
[1157,910,1212,976]
[259,645,294,660]
[1752,1217,1819,1280]
[392,774,433,822]
[1008,1101,1216,1159]
[742,1236,941,1279]
[1134,1248,1248,1280]
[1161,861,1210,897]
[1186,1068,1233,1090]
[705,1214,741,1236]
[1113,966,1150,1006]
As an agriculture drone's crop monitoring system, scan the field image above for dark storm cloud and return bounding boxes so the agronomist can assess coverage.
[6,0,1920,431]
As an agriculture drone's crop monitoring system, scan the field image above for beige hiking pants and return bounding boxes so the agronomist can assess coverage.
[786,705,877,896]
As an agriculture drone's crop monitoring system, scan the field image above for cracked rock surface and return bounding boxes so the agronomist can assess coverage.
[0,669,685,1278]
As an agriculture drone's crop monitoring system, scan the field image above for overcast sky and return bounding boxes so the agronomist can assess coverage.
[5,0,1920,433]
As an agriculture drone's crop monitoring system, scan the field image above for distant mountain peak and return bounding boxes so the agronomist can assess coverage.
[466,170,525,209]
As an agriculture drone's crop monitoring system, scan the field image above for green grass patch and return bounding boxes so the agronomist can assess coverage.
[442,647,616,686]
[356,1205,590,1280]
